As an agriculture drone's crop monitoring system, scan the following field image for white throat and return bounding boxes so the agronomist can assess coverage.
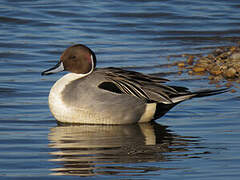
[48,54,95,122]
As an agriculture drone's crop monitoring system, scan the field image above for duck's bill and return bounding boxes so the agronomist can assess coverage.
[41,61,64,76]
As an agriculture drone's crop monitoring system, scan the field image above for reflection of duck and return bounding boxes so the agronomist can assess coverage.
[48,122,198,176]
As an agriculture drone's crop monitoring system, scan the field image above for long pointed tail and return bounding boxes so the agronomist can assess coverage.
[191,88,229,98]
[170,88,229,104]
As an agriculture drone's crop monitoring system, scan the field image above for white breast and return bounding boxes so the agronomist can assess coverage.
[48,73,88,123]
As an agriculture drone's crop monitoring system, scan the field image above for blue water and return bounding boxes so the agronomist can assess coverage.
[1,0,240,179]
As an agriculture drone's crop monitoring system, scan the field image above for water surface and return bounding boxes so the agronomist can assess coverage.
[1,0,240,179]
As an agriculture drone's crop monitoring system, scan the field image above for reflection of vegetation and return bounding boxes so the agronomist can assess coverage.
[48,122,201,177]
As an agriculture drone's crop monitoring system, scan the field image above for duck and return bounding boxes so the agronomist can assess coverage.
[42,44,228,125]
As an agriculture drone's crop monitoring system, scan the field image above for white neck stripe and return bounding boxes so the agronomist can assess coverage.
[70,54,94,78]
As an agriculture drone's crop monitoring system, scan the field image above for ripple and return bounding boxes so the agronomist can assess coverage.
[1,0,240,178]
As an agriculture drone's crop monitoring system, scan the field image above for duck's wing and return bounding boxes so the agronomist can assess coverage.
[98,67,229,104]
[99,67,188,104]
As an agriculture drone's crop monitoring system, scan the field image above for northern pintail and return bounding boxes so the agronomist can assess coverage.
[42,44,227,124]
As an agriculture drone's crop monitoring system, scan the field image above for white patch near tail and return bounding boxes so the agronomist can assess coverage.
[139,103,157,123]
[162,94,195,104]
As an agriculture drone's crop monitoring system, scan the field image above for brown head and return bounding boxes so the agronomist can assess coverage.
[41,44,96,75]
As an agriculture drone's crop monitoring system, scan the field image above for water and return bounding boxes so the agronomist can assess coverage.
[1,0,240,179]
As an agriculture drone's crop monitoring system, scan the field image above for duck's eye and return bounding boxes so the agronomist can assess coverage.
[71,55,76,59]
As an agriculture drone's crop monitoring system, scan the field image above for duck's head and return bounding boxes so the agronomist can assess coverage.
[41,44,96,76]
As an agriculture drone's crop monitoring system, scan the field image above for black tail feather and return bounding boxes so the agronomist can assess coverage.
[192,88,229,98]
